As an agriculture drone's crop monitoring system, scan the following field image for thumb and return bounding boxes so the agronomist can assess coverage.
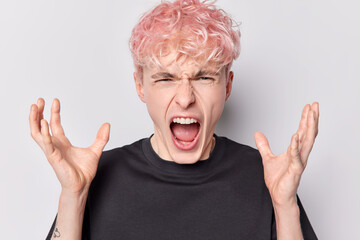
[90,123,110,157]
[254,131,274,160]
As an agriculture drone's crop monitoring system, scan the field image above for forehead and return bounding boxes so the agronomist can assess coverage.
[143,51,223,77]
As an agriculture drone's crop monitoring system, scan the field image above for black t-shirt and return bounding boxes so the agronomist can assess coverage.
[46,135,317,239]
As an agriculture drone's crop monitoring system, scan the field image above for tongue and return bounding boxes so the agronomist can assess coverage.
[172,123,199,142]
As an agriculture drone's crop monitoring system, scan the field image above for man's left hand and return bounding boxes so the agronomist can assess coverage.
[254,102,319,207]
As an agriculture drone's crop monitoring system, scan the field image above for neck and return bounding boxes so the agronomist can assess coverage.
[150,134,216,162]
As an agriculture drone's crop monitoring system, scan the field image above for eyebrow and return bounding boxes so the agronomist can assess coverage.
[151,70,220,79]
[151,72,176,79]
[194,70,220,78]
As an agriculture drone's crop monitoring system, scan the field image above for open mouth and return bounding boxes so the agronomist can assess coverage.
[170,117,201,150]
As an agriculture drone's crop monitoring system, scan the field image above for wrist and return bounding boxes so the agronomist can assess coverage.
[54,188,89,240]
[60,189,89,208]
[272,197,302,240]
[271,194,298,209]
[273,201,300,219]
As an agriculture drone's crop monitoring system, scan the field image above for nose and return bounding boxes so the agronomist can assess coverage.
[174,79,195,109]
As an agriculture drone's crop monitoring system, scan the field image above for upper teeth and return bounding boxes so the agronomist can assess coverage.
[172,117,197,124]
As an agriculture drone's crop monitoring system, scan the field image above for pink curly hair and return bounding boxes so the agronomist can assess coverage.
[129,0,241,79]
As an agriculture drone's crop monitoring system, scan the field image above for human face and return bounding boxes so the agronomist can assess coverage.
[134,55,233,164]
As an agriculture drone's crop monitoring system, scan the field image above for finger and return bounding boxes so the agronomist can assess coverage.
[254,132,274,161]
[50,98,65,136]
[36,98,45,129]
[40,119,55,156]
[300,109,316,162]
[89,123,111,157]
[311,102,319,137]
[289,133,304,172]
[296,104,310,148]
[29,104,41,141]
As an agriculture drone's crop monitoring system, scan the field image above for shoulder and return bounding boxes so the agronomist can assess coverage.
[216,135,264,175]
[217,136,261,161]
[100,138,144,159]
[89,138,148,191]
[96,138,147,173]
[215,136,268,196]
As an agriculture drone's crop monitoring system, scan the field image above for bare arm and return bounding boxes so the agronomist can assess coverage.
[48,190,88,239]
[29,98,110,239]
[272,199,303,239]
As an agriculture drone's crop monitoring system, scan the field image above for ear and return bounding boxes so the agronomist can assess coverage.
[225,71,234,101]
[134,72,146,103]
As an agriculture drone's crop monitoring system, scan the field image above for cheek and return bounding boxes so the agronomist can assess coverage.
[211,99,225,122]
[144,87,173,124]
[212,100,226,120]
[195,81,227,100]
[202,87,227,123]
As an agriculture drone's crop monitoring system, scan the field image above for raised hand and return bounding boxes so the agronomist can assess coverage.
[254,102,319,206]
[29,98,110,196]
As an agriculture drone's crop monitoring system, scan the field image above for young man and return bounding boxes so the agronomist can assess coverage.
[30,0,319,239]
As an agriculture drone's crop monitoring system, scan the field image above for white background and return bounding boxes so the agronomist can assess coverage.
[1,0,359,239]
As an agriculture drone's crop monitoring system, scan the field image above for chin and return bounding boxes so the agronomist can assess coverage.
[170,150,203,164]
[168,134,210,164]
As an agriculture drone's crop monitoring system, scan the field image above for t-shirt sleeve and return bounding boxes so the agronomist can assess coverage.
[82,199,91,240]
[271,195,318,240]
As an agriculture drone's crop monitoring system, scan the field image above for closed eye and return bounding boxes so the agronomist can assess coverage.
[156,79,173,82]
[197,77,215,81]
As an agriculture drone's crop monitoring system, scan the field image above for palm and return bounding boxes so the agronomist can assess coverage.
[29,98,110,194]
[49,142,100,193]
[255,103,319,205]
[262,152,302,205]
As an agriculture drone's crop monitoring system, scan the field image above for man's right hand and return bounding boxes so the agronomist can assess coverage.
[29,98,110,196]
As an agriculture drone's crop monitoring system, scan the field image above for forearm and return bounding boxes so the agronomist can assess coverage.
[50,190,88,240]
[273,200,303,240]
